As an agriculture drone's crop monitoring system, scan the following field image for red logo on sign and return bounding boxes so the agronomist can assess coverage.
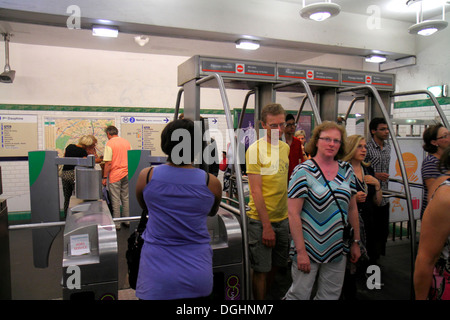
[236,64,244,73]
[365,75,372,84]
[307,70,314,79]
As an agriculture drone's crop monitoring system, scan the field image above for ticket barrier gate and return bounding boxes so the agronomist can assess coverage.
[61,165,118,300]
[62,200,118,300]
[208,207,244,300]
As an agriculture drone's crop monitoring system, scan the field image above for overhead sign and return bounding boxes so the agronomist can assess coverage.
[200,58,276,80]
[341,71,394,90]
[277,64,340,85]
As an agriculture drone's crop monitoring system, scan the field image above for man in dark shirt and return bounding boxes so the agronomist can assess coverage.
[365,117,391,263]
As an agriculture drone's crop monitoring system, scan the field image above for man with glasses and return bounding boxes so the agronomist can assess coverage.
[284,113,305,178]
[246,103,290,300]
[365,117,391,264]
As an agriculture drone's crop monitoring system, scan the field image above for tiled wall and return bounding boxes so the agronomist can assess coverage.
[1,97,449,218]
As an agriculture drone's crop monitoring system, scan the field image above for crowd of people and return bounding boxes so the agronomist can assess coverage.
[61,106,449,301]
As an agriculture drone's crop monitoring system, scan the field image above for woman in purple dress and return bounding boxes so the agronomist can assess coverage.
[135,118,222,300]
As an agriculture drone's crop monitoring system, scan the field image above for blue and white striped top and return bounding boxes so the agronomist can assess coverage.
[420,154,441,217]
[288,159,357,263]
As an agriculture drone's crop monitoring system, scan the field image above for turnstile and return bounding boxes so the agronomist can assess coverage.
[62,200,118,300]
[208,207,244,300]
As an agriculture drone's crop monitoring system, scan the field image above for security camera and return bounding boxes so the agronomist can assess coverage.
[1,33,15,84]
[0,70,15,83]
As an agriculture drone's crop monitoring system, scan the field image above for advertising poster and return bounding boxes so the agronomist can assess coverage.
[388,137,424,222]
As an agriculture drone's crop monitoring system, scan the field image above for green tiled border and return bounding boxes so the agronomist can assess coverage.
[2,98,449,113]
[0,104,226,115]
[394,97,450,109]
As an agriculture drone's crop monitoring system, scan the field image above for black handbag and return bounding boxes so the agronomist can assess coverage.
[125,167,152,290]
[311,159,354,242]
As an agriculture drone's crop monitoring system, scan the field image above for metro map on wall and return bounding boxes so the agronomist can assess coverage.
[44,117,115,158]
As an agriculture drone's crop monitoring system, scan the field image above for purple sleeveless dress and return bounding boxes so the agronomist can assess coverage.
[136,165,215,300]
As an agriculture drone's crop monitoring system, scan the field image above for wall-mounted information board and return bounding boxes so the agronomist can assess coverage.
[120,116,169,157]
[0,114,38,158]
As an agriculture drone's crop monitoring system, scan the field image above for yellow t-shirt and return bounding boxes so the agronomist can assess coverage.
[245,138,290,222]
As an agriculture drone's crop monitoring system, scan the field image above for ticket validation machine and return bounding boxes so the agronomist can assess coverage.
[62,201,118,300]
[209,207,244,300]
[61,161,118,300]
[27,150,118,299]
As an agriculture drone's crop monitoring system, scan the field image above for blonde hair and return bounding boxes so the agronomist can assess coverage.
[342,134,370,166]
[305,121,347,160]
[295,130,306,138]
[78,135,97,148]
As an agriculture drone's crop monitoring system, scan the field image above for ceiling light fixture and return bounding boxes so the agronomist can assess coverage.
[407,0,448,36]
[235,39,260,50]
[365,54,387,63]
[299,0,341,21]
[92,25,119,38]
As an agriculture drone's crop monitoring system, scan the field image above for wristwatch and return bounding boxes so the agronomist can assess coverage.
[353,239,361,245]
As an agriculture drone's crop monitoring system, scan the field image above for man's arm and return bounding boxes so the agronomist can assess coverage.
[102,144,112,186]
[247,173,275,248]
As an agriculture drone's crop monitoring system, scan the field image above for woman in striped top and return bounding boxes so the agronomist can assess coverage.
[415,146,450,300]
[284,121,361,300]
[420,124,450,218]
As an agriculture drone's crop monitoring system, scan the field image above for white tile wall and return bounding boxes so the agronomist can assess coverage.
[2,102,448,213]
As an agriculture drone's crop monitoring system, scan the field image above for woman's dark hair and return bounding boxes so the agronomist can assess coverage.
[422,123,443,154]
[439,145,450,173]
[161,118,198,165]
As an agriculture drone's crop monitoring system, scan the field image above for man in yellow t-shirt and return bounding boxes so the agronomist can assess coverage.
[245,103,290,300]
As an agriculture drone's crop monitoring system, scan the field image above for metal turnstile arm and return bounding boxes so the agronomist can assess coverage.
[338,84,416,299]
[273,80,322,125]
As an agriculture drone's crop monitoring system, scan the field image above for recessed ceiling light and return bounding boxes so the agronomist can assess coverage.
[365,55,387,63]
[235,39,260,50]
[92,25,119,38]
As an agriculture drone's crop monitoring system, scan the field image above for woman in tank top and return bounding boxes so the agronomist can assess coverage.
[414,146,450,300]
[135,118,222,300]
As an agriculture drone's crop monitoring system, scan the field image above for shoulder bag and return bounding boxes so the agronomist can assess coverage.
[311,159,354,241]
[126,167,152,290]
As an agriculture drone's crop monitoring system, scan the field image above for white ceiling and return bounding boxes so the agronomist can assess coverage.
[0,0,449,64]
